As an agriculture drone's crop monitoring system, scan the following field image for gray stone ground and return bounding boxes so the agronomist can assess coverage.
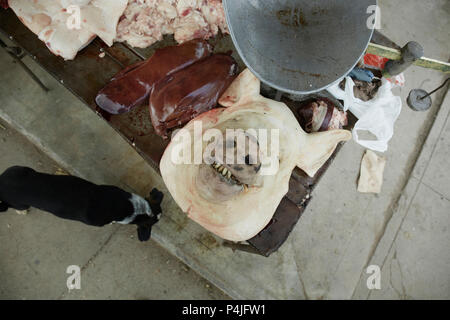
[0,0,449,299]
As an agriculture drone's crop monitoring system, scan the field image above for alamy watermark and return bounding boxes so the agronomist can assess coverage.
[367,5,381,30]
[65,4,381,31]
[66,265,81,290]
[170,121,280,176]
[366,265,381,290]
[66,5,82,30]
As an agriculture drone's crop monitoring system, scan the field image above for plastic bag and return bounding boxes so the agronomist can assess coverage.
[327,77,402,152]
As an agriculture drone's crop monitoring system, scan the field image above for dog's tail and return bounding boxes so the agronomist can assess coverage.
[0,201,9,212]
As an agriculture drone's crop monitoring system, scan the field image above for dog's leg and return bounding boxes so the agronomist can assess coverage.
[137,225,152,242]
[147,188,164,219]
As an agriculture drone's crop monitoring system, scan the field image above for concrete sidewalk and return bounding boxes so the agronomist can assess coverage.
[0,118,229,300]
[353,90,450,299]
[0,0,449,299]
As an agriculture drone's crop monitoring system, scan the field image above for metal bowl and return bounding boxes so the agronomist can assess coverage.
[223,0,376,94]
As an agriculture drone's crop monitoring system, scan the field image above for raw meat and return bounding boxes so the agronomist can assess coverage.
[297,98,348,133]
[8,0,128,60]
[149,53,238,138]
[96,39,212,114]
[116,0,228,48]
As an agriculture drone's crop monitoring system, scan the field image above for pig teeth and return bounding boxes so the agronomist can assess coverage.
[211,163,241,184]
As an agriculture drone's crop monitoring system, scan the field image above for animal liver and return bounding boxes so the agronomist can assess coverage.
[149,54,238,138]
[96,39,212,114]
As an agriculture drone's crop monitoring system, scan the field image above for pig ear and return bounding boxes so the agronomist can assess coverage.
[297,130,352,177]
[219,69,260,107]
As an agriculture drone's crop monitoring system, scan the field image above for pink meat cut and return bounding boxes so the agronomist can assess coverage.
[116,0,228,48]
[8,0,128,60]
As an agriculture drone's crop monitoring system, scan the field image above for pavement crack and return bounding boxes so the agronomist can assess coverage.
[290,239,310,300]
[395,251,408,299]
[420,181,450,202]
[389,249,409,300]
[57,225,120,300]
[389,251,402,299]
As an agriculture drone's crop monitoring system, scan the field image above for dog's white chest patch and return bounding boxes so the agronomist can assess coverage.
[116,193,151,225]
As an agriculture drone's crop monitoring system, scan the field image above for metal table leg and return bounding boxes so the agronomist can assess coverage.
[0,38,49,92]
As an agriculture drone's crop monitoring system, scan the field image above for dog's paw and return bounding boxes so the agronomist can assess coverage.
[137,225,152,242]
[15,209,29,215]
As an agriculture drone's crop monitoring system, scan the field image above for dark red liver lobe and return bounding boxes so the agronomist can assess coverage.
[149,54,238,138]
[96,39,213,114]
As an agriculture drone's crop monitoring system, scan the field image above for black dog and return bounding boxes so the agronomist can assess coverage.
[0,166,164,241]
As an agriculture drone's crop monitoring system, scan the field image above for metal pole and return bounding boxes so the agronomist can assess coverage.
[0,38,49,92]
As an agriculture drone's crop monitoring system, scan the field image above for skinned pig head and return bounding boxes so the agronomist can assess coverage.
[160,69,352,241]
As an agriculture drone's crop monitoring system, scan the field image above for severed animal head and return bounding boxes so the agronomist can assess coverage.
[160,69,352,241]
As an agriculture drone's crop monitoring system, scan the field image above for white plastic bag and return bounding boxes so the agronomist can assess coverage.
[327,77,402,152]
